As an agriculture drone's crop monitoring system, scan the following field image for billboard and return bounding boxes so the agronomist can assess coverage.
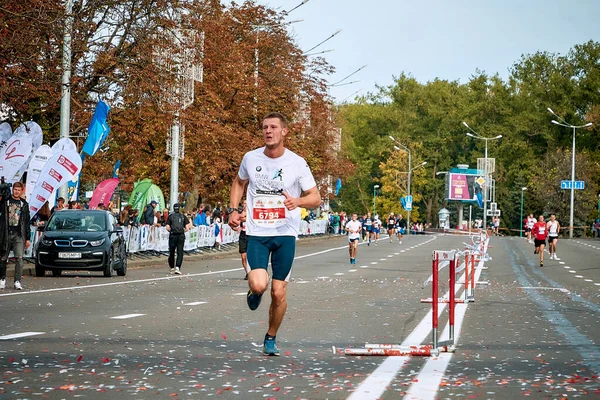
[446,172,484,202]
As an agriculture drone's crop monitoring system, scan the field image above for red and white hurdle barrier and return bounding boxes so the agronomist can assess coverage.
[343,250,459,357]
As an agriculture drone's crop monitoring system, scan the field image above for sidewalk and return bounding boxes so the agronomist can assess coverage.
[5,234,335,278]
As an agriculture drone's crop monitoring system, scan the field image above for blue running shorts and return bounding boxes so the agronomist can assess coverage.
[247,236,296,282]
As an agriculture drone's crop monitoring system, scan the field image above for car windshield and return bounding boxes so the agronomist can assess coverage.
[46,213,106,231]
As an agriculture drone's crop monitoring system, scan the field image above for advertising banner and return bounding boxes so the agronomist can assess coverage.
[0,126,32,182]
[25,144,53,201]
[447,173,484,202]
[89,178,119,209]
[29,140,82,217]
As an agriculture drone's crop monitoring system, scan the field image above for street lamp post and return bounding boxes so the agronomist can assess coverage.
[547,108,593,239]
[389,136,427,233]
[520,187,527,237]
[463,122,502,231]
[373,185,380,215]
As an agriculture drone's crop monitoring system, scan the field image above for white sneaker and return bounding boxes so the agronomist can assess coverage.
[14,281,22,290]
[0,279,5,289]
[554,254,560,261]
[399,241,402,244]
[175,267,182,275]
[169,268,175,275]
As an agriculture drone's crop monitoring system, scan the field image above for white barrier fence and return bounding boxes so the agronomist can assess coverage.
[24,219,328,258]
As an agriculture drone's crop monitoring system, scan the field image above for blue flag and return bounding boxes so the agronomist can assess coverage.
[82,100,110,156]
[401,197,406,209]
[67,153,86,201]
[334,178,342,196]
[112,160,121,178]
[476,192,483,208]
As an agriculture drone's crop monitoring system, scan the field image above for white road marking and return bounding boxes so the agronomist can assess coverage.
[0,332,45,340]
[348,269,357,272]
[110,314,145,320]
[234,292,248,295]
[519,287,570,293]
[335,273,344,276]
[184,301,207,306]
[0,268,243,297]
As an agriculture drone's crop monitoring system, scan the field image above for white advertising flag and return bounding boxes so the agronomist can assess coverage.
[10,121,44,183]
[29,142,82,218]
[0,127,33,183]
[25,144,52,201]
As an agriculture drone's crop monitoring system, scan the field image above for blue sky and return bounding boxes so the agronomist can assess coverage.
[253,0,600,103]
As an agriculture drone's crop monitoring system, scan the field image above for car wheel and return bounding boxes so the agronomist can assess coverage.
[103,249,115,277]
[52,269,62,277]
[116,247,127,276]
[35,263,45,277]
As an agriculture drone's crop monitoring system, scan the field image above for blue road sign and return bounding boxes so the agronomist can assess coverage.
[561,180,585,190]
[405,195,413,211]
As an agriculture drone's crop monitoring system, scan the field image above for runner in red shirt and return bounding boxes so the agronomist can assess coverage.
[531,215,547,267]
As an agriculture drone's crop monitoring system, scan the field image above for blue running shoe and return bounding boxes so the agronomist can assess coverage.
[263,337,280,356]
[246,289,263,310]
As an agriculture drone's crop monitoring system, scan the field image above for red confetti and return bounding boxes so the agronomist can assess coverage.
[221,333,227,340]
[8,358,14,363]
[77,355,83,362]
[102,357,110,363]
[285,351,291,356]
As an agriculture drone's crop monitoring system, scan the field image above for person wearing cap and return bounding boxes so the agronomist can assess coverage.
[143,200,158,225]
[166,203,191,274]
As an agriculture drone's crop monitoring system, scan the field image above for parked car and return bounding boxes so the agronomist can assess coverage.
[35,209,127,277]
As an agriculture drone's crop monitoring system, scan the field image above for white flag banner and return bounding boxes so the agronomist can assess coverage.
[0,127,33,183]
[25,144,52,202]
[29,142,82,218]
[52,137,77,154]
[10,121,43,183]
[0,122,12,144]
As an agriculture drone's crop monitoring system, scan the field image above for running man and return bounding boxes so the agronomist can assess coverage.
[346,213,362,264]
[396,214,406,244]
[546,214,560,260]
[237,200,250,279]
[363,212,373,245]
[372,214,381,245]
[531,214,548,267]
[228,112,321,356]
[387,212,396,243]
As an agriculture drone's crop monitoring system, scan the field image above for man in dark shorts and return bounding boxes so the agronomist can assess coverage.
[228,112,321,356]
[387,212,396,243]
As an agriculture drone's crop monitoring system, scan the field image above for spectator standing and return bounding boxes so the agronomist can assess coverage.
[332,212,340,234]
[51,197,65,214]
[166,203,191,275]
[143,200,158,225]
[31,201,51,227]
[0,182,31,290]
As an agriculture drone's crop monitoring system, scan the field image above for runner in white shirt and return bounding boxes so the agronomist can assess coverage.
[546,214,561,260]
[228,112,321,357]
[526,214,536,243]
[345,213,362,265]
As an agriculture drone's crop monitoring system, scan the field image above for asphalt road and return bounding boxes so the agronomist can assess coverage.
[0,233,598,399]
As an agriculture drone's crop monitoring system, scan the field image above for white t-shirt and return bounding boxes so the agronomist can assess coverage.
[238,147,317,237]
[346,220,362,240]
[548,221,559,236]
